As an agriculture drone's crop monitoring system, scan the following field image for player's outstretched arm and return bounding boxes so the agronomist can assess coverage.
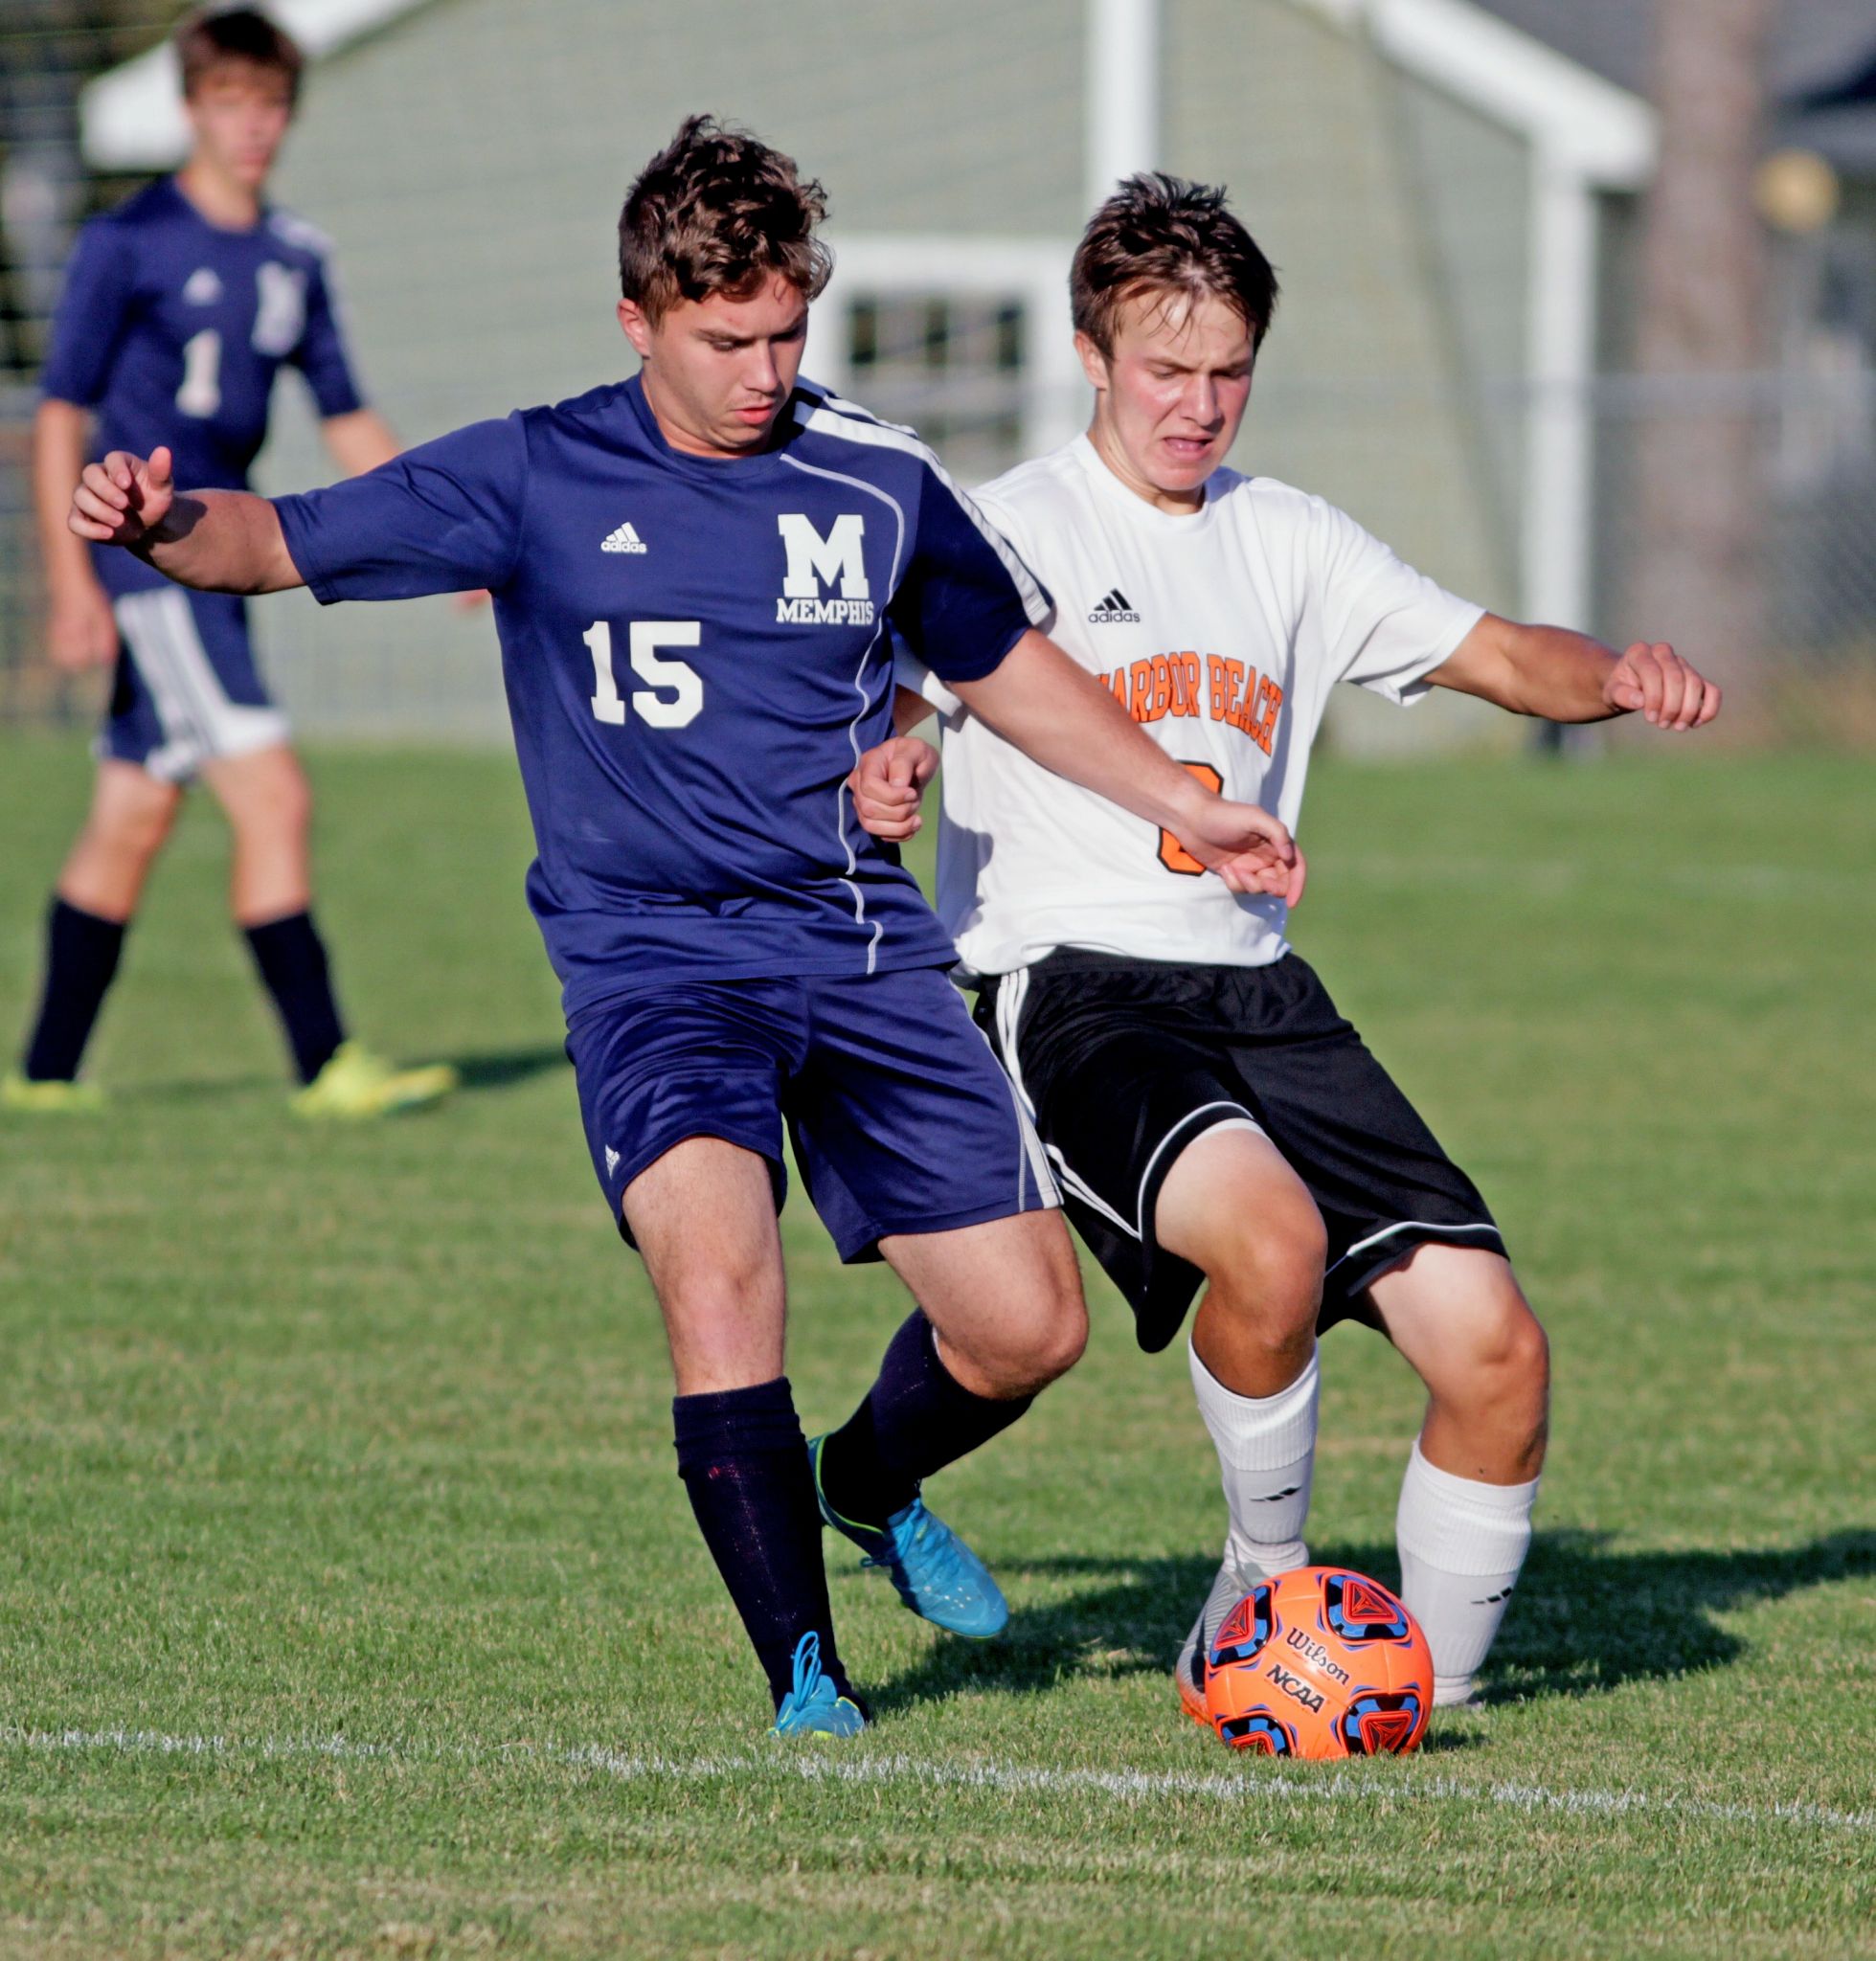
[70,448,302,597]
[1431,615,1721,731]
[952,630,1302,900]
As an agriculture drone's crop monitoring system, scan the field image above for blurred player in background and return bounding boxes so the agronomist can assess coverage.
[859,173,1721,1713]
[62,120,1301,1736]
[7,7,456,1118]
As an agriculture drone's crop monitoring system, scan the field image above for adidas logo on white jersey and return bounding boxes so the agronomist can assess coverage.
[1088,587,1140,623]
[601,521,647,554]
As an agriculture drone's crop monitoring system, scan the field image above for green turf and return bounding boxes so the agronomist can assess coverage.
[1,731,1870,1960]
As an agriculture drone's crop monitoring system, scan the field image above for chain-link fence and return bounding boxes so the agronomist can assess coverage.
[11,360,1873,745]
[4,0,1874,748]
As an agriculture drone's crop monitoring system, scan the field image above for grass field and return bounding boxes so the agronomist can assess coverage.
[1,730,1871,1960]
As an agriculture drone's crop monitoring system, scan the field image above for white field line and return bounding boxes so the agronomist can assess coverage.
[5,1724,1873,1837]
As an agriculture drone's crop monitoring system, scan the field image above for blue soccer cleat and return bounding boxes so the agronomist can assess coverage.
[807,1435,1009,1639]
[772,1631,867,1739]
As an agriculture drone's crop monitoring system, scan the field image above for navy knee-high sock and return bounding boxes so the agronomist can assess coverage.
[673,1377,857,1712]
[242,911,345,1085]
[815,1312,1033,1530]
[21,897,126,1082]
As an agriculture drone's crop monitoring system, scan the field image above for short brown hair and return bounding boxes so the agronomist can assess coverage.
[175,7,304,102]
[619,115,832,323]
[1072,173,1279,357]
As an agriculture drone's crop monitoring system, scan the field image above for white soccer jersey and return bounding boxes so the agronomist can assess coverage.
[903,436,1485,977]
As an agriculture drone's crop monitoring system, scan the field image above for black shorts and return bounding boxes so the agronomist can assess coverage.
[974,949,1504,1352]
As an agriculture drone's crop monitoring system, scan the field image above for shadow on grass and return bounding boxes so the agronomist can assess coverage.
[111,1042,570,1104]
[863,1529,1875,1719]
[118,1072,286,1103]
[444,1043,570,1093]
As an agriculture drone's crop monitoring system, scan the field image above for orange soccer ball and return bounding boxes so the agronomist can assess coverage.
[1201,1566,1433,1759]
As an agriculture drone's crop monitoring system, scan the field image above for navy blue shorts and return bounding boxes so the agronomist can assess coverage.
[100,585,287,782]
[565,965,1059,1261]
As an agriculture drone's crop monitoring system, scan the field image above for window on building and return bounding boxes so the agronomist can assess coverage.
[845,293,1028,483]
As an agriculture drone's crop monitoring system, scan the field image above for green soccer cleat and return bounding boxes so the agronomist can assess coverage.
[772,1632,867,1739]
[289,1042,459,1120]
[1,1072,105,1115]
[807,1434,1009,1639]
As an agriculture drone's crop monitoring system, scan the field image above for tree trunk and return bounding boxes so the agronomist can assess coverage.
[1629,0,1776,718]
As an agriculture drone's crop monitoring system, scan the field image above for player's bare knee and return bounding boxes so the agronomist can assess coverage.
[1498,1304,1550,1424]
[233,761,311,845]
[1449,1292,1549,1442]
[957,1262,1087,1398]
[1031,1282,1090,1386]
[991,1294,1087,1396]
[86,790,175,869]
[664,1236,778,1318]
[1202,1193,1324,1344]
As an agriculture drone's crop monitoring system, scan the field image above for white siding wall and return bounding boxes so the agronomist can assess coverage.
[235,0,1534,752]
[254,0,1085,737]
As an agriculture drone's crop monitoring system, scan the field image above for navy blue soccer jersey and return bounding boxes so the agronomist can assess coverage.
[274,376,1051,1010]
[41,177,364,596]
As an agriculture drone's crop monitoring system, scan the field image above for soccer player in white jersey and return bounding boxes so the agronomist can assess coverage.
[857,174,1721,1714]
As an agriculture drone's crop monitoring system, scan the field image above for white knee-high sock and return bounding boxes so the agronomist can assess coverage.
[1395,1440,1539,1706]
[1188,1340,1318,1580]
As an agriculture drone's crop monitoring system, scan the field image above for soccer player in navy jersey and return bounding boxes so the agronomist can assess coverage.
[67,115,1304,1737]
[8,7,454,1119]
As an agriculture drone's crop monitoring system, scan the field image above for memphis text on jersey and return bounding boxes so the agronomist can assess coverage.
[776,512,876,626]
[1098,651,1285,756]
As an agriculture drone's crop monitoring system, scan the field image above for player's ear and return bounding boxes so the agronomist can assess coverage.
[1074,331,1111,394]
[617,299,653,361]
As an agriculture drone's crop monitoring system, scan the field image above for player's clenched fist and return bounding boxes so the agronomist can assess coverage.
[70,446,175,549]
[1602,641,1721,732]
[848,736,938,841]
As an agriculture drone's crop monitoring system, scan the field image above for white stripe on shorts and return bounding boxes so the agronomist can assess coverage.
[114,588,287,778]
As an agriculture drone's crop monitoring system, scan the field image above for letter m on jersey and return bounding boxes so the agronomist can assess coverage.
[776,513,876,625]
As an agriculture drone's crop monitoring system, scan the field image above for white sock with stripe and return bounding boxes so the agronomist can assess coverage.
[1395,1439,1539,1706]
[1187,1340,1318,1580]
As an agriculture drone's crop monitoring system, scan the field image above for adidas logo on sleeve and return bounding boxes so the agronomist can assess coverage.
[1088,587,1140,623]
[601,521,647,554]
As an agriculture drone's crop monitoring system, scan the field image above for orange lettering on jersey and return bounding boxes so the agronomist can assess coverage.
[1158,762,1225,876]
[1171,652,1202,717]
[1222,659,1248,731]
[1193,653,1284,749]
[1099,669,1129,708]
[1208,655,1229,720]
[1148,655,1173,722]
[1128,659,1154,721]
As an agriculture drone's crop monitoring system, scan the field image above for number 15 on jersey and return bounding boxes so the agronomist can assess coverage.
[585,620,703,729]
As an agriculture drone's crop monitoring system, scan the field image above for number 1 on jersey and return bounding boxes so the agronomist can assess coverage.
[585,620,703,729]
[176,329,221,417]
